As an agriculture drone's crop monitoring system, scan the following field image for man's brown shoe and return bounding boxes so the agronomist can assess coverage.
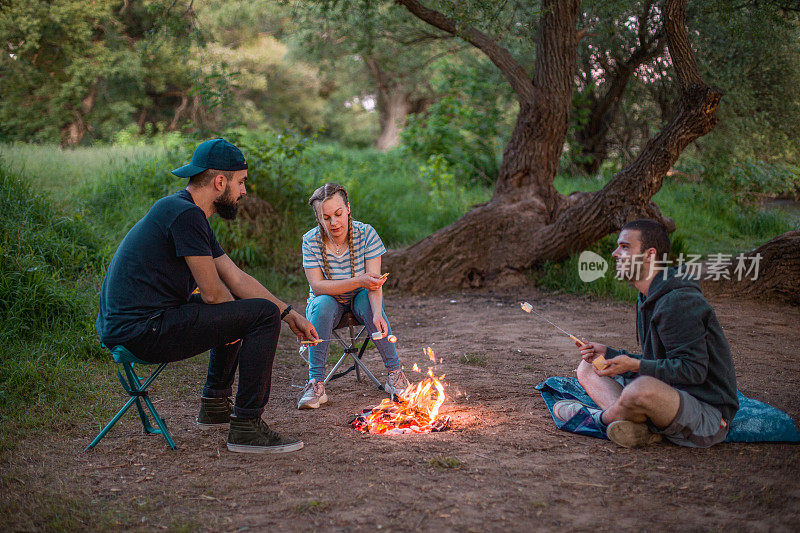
[607,420,662,448]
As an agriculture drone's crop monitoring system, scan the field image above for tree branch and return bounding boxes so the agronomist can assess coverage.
[664,0,704,89]
[538,0,720,261]
[395,0,536,103]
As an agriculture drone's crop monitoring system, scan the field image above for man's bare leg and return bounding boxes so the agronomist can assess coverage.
[577,360,623,410]
[601,376,681,428]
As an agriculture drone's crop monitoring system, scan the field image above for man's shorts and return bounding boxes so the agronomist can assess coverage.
[612,375,728,448]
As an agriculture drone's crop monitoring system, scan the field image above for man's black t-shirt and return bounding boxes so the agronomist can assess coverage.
[96,189,225,345]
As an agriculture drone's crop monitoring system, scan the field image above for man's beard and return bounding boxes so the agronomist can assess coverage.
[214,185,240,220]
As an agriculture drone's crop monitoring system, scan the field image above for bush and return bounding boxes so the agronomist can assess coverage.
[0,167,103,341]
[401,95,502,187]
[0,167,110,449]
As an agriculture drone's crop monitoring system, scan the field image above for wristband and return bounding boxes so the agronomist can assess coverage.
[280,305,293,320]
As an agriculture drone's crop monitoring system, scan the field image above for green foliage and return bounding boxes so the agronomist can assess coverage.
[230,128,316,213]
[401,55,513,185]
[0,0,198,144]
[726,161,799,203]
[692,1,800,167]
[289,1,456,145]
[298,143,490,246]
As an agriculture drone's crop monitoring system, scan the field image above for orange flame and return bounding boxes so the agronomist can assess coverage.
[350,347,450,435]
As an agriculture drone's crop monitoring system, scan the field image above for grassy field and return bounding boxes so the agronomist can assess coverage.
[0,140,797,454]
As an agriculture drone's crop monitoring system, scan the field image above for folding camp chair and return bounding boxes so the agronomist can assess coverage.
[85,344,176,451]
[324,311,383,390]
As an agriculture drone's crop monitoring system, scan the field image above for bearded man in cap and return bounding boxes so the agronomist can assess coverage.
[96,138,318,453]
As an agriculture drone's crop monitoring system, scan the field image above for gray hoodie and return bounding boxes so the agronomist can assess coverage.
[607,267,739,422]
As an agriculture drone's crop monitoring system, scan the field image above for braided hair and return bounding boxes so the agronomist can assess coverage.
[308,183,355,280]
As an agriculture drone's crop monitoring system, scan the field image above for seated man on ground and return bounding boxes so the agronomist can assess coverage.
[96,138,318,454]
[554,219,738,448]
[297,183,410,409]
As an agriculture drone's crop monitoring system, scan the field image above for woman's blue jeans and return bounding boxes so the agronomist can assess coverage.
[305,289,400,381]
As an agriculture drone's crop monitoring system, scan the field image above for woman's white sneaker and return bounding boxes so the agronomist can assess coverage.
[297,379,328,409]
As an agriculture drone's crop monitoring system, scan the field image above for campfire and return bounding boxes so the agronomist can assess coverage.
[350,348,451,435]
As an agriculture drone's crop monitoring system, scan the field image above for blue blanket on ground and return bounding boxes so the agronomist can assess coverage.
[535,376,800,443]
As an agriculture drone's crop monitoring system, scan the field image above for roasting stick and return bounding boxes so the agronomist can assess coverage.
[519,301,608,370]
[300,334,396,345]
[299,273,392,352]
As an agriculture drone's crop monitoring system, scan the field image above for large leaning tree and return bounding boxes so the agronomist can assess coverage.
[381,0,722,292]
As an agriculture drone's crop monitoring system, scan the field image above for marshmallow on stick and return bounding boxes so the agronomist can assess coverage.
[520,301,608,370]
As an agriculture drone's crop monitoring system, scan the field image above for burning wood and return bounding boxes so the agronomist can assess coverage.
[350,348,451,435]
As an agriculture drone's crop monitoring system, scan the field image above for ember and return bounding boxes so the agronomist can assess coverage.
[350,348,451,435]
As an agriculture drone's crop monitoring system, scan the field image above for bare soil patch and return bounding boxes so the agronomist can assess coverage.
[4,289,799,531]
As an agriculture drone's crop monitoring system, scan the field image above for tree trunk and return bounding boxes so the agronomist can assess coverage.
[168,93,189,131]
[706,230,800,305]
[375,89,412,150]
[387,0,720,293]
[367,57,428,151]
[60,87,97,147]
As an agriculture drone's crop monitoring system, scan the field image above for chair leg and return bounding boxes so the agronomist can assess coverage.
[84,396,140,451]
[86,362,175,451]
[123,364,159,433]
[142,396,177,449]
[324,353,351,384]
[349,325,361,382]
[350,353,383,390]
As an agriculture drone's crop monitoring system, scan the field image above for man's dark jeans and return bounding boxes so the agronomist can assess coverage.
[122,296,281,419]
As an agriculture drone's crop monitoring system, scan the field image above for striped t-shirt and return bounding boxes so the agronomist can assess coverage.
[302,220,386,303]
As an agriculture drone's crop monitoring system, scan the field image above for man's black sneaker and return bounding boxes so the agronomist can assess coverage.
[227,417,304,454]
[197,397,232,429]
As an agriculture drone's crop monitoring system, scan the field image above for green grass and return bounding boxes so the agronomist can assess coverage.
[0,143,170,206]
[293,500,330,514]
[459,352,488,367]
[428,455,462,470]
[0,166,118,451]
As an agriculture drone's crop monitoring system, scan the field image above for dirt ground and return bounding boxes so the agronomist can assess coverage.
[4,288,800,531]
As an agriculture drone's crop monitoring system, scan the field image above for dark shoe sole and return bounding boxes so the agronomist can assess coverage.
[607,420,662,448]
[227,441,304,454]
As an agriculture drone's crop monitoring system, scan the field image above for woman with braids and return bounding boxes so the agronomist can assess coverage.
[297,183,410,409]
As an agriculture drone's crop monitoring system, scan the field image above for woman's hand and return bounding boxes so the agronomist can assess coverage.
[373,315,388,338]
[357,272,386,291]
